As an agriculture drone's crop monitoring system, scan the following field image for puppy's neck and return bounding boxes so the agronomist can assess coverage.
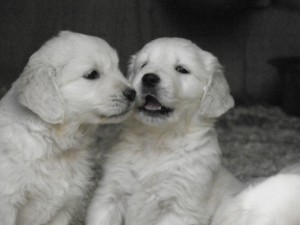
[126,116,216,135]
[50,121,97,149]
[119,118,221,165]
[124,117,219,149]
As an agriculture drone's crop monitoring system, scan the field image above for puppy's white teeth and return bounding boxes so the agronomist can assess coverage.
[143,95,162,111]
[145,103,162,111]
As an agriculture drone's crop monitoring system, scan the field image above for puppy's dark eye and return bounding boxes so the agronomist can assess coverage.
[175,65,190,74]
[84,70,100,80]
[141,62,147,68]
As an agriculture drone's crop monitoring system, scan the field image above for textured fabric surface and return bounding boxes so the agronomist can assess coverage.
[218,105,300,181]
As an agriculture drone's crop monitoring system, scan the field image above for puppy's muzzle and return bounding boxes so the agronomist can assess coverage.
[142,73,160,88]
[123,88,136,102]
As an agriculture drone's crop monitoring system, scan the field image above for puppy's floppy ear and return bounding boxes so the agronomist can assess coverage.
[199,55,234,118]
[127,54,137,79]
[18,64,65,124]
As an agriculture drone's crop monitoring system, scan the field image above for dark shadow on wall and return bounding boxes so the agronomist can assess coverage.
[0,0,299,113]
[0,0,144,89]
[154,0,300,111]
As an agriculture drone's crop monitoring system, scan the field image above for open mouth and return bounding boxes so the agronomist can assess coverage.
[139,95,173,116]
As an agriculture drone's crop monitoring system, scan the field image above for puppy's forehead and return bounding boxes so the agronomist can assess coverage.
[35,32,119,67]
[88,44,119,69]
[146,37,193,48]
[139,38,200,62]
[69,35,119,66]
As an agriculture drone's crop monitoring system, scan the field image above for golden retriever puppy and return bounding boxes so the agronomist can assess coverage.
[211,170,300,225]
[86,38,242,225]
[0,31,135,225]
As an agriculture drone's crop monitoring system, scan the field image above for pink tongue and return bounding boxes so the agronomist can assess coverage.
[145,102,162,111]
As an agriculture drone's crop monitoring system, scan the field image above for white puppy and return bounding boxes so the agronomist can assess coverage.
[211,163,300,225]
[0,31,135,225]
[211,174,300,225]
[86,38,243,225]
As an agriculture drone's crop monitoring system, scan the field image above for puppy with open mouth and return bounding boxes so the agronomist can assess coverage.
[0,31,135,225]
[86,38,243,225]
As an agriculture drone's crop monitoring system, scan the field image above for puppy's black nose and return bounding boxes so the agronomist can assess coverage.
[123,88,136,102]
[142,73,160,87]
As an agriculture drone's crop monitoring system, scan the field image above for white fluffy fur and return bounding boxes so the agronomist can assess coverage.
[86,38,242,225]
[0,31,134,225]
[211,174,300,225]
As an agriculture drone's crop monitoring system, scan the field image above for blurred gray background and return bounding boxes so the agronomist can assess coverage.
[0,0,299,113]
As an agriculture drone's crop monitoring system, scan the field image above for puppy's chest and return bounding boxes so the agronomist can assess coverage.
[110,135,220,192]
[36,148,90,178]
[28,148,91,195]
[114,140,198,183]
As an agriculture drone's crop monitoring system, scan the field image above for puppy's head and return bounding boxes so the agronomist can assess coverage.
[128,38,233,126]
[17,31,135,125]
